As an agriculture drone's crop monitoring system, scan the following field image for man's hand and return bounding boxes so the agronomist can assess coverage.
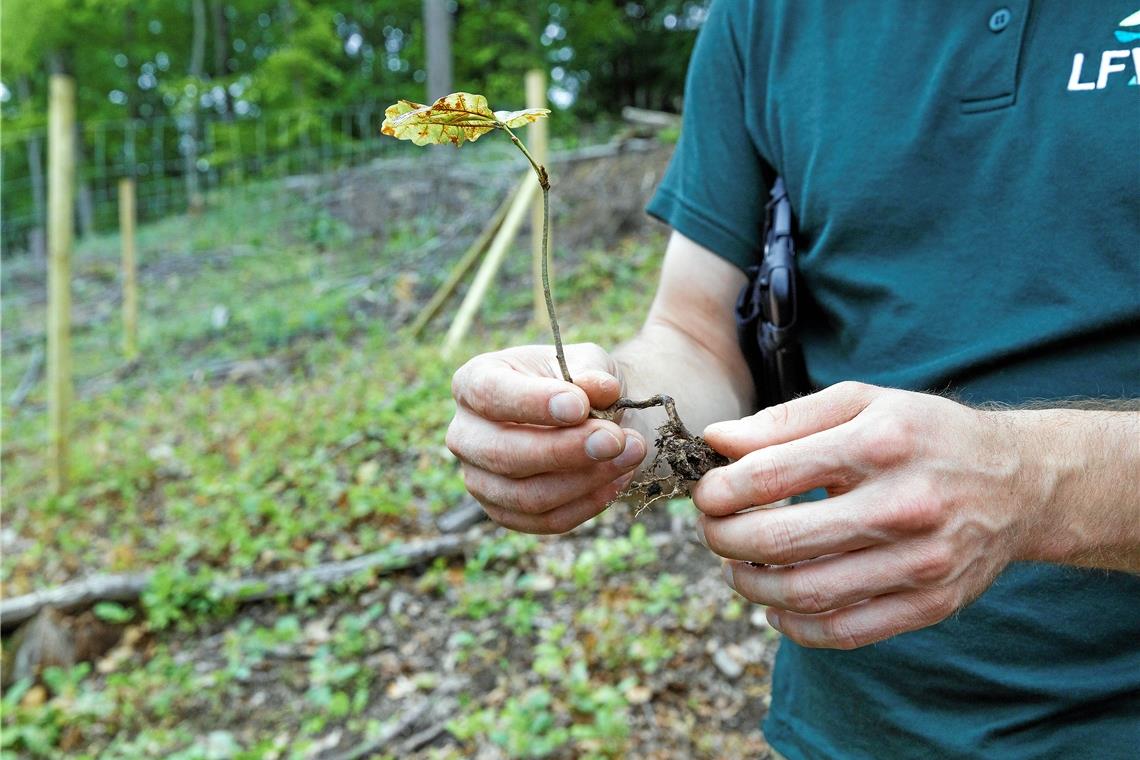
[692,382,1062,650]
[447,343,647,534]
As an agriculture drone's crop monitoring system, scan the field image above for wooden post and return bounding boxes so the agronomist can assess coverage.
[408,173,526,338]
[526,69,550,327]
[119,178,139,360]
[47,75,76,494]
[442,178,540,358]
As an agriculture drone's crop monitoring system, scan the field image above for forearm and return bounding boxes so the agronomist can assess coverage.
[612,316,754,456]
[1012,408,1140,572]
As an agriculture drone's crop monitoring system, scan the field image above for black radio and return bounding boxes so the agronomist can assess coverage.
[734,177,812,408]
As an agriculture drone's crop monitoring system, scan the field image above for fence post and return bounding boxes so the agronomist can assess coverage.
[119,177,139,361]
[526,69,550,327]
[47,74,76,494]
[442,177,540,358]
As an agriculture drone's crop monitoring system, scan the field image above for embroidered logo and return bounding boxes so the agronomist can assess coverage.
[1067,9,1140,90]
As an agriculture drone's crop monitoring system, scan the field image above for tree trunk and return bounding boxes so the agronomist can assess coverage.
[210,0,235,118]
[73,121,96,238]
[184,0,207,213]
[278,0,302,99]
[422,0,453,102]
[17,76,47,260]
[124,7,140,121]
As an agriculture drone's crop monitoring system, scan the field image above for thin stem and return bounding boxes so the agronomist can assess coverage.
[500,122,570,383]
[500,124,548,189]
[540,184,571,383]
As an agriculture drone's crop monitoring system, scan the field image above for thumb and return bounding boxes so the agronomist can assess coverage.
[573,369,623,411]
[703,381,878,458]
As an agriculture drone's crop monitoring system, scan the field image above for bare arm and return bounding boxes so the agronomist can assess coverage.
[610,231,755,453]
[1012,406,1140,572]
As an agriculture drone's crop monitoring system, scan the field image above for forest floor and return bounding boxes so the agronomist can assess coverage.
[0,140,778,759]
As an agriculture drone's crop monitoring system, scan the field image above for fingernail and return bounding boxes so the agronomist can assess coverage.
[585,429,622,461]
[721,562,735,590]
[767,609,783,632]
[549,392,585,423]
[612,433,645,469]
[695,520,708,548]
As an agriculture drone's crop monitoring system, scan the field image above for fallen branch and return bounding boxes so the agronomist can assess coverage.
[0,534,472,631]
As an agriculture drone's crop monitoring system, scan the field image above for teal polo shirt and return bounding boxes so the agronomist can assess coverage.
[647,1,1140,757]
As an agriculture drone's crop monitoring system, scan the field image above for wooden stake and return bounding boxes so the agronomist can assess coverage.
[47,75,76,494]
[407,172,527,338]
[525,69,550,327]
[442,177,540,358]
[119,178,139,360]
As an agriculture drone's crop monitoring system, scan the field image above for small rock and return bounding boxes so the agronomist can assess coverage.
[355,460,380,485]
[750,608,771,629]
[712,648,744,680]
[387,675,417,699]
[522,573,556,593]
[625,684,653,704]
[739,637,767,665]
[389,591,410,617]
[204,730,240,759]
[303,617,332,645]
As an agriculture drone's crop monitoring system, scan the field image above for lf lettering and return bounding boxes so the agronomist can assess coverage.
[1067,48,1140,90]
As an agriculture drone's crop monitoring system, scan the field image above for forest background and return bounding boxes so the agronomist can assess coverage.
[0,2,782,757]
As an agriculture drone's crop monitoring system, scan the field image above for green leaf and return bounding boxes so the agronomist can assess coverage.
[381,92,549,147]
[93,601,136,624]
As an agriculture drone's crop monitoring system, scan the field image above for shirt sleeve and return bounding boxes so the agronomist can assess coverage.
[645,0,771,271]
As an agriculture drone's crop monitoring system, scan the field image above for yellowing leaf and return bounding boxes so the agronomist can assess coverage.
[494,108,551,128]
[381,92,549,147]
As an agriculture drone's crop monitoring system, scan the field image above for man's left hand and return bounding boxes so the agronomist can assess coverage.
[691,381,1043,650]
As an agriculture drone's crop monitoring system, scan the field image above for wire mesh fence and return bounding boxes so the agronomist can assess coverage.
[1,104,406,258]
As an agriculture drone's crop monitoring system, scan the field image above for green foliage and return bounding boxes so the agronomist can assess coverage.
[566,523,657,588]
[1,1,706,254]
[450,687,572,758]
[0,157,682,756]
[142,564,228,630]
[93,601,137,624]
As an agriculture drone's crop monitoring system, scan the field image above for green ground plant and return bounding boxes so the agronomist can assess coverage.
[0,148,773,757]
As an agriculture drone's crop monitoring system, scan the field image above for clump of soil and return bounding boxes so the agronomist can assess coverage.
[595,395,729,513]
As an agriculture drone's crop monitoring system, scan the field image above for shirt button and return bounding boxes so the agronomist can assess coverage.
[989,7,1012,32]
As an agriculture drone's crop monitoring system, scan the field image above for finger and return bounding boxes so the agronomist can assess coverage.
[448,409,628,478]
[697,492,883,565]
[723,545,921,614]
[462,431,646,515]
[703,380,879,459]
[572,369,623,411]
[480,472,637,534]
[766,587,960,650]
[453,357,590,426]
[691,425,860,515]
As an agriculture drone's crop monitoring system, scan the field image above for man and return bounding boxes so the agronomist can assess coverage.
[446,1,1140,757]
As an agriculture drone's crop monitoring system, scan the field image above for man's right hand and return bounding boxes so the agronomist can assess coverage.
[446,343,647,534]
